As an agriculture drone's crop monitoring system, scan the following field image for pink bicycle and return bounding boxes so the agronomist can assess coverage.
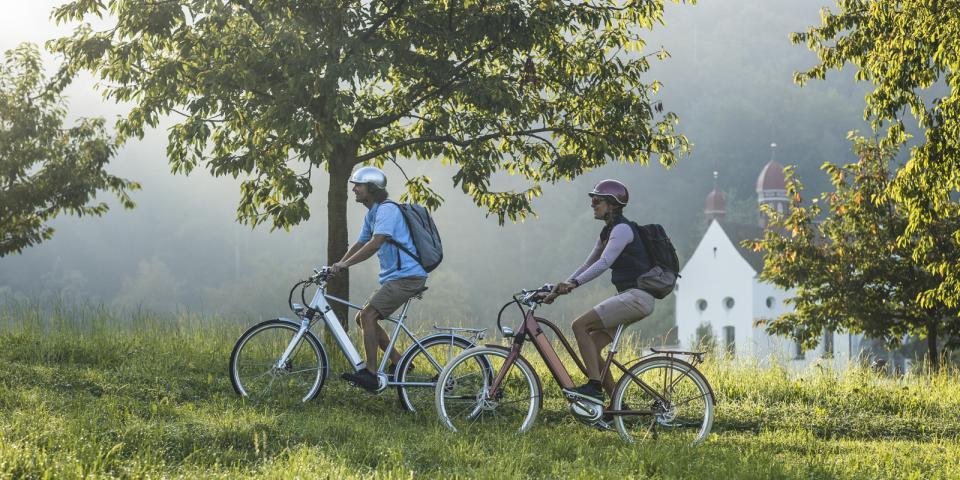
[435,285,715,444]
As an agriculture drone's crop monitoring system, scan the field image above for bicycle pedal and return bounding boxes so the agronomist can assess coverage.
[593,420,615,431]
[563,390,604,405]
[344,380,382,394]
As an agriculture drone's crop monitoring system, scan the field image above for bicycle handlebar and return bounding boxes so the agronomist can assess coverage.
[288,266,333,315]
[495,283,555,338]
[515,283,555,306]
[311,266,332,283]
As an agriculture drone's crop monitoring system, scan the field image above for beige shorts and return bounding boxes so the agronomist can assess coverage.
[366,276,427,318]
[593,288,655,330]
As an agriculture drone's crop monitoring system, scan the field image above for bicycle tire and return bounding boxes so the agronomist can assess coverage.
[229,319,329,404]
[435,346,541,433]
[394,334,477,413]
[611,356,714,444]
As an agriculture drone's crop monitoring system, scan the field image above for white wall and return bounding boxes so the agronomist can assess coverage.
[676,221,756,355]
[752,280,795,360]
[752,281,865,370]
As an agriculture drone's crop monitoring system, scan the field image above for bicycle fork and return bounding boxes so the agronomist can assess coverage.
[487,345,521,398]
[275,319,311,370]
[486,310,571,399]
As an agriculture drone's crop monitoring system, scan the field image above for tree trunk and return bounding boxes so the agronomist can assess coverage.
[327,158,353,330]
[927,319,940,373]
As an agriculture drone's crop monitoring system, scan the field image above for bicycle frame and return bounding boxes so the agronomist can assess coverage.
[489,305,673,416]
[276,283,447,388]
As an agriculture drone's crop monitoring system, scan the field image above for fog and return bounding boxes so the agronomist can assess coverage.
[0,0,873,341]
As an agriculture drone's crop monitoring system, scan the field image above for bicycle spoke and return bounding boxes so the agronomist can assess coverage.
[238,361,279,368]
[666,368,691,396]
[264,376,277,395]
[670,392,708,410]
[454,402,483,421]
[450,371,483,382]
[248,370,272,381]
[496,396,538,406]
[444,395,480,401]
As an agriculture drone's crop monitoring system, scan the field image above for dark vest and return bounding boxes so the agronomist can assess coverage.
[600,216,651,292]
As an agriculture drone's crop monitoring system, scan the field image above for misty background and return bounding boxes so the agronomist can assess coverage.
[0,0,873,341]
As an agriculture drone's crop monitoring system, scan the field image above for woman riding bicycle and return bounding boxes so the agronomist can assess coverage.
[544,179,655,406]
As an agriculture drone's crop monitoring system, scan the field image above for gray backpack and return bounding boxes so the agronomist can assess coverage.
[383,201,443,272]
[633,223,680,299]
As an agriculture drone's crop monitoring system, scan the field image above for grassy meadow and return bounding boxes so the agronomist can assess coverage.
[0,300,958,479]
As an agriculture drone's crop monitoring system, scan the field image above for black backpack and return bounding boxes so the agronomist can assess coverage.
[382,201,443,272]
[633,223,681,299]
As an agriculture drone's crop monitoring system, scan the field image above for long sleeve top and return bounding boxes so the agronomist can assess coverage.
[565,223,634,286]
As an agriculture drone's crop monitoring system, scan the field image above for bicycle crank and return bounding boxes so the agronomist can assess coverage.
[569,399,603,422]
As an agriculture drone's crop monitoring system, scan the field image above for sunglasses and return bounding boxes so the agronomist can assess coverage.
[591,196,606,206]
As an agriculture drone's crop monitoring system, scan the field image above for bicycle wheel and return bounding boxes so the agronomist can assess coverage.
[229,319,329,404]
[394,334,477,414]
[612,356,714,445]
[435,346,541,433]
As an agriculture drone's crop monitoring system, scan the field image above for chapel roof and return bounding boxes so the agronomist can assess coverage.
[717,221,766,273]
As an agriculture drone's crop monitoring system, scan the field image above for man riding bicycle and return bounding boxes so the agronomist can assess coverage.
[544,179,655,406]
[331,166,428,392]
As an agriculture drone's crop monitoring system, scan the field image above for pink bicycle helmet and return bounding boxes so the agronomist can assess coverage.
[588,179,629,206]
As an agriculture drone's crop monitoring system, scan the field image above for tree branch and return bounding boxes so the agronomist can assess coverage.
[355,44,498,135]
[341,0,410,64]
[170,108,225,123]
[233,0,269,32]
[356,127,555,163]
[526,132,561,157]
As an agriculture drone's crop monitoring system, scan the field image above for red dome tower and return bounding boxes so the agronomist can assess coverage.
[757,143,788,227]
[705,171,726,222]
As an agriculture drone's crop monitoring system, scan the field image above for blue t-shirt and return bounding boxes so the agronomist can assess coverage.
[358,202,429,284]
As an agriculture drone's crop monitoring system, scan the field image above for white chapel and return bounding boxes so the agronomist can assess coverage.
[673,149,864,368]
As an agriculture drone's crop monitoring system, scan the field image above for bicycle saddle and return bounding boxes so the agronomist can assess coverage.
[413,286,429,299]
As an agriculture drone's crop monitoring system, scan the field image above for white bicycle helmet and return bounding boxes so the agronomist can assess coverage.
[349,166,387,190]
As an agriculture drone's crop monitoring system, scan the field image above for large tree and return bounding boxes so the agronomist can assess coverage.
[50,0,690,315]
[792,0,960,310]
[747,136,959,371]
[0,43,138,257]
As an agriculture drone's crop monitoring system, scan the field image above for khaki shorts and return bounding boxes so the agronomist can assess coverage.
[365,276,427,318]
[593,288,655,331]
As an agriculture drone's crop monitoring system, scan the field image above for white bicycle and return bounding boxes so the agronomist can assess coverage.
[229,267,484,413]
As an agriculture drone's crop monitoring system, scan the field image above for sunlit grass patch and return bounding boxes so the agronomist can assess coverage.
[0,301,957,479]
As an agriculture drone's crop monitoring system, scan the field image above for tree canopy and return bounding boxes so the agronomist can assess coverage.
[50,0,690,307]
[792,0,960,310]
[748,136,959,370]
[51,0,689,225]
[0,43,138,257]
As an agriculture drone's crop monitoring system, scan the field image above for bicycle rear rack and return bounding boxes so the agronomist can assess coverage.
[649,348,706,366]
[433,325,486,342]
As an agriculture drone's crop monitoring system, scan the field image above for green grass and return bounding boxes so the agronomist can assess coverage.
[0,300,958,479]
